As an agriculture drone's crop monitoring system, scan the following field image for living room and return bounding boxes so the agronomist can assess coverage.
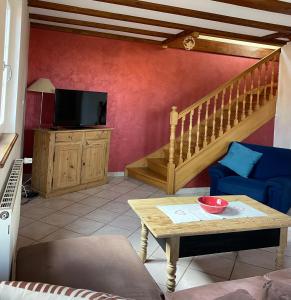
[1,1,291,299]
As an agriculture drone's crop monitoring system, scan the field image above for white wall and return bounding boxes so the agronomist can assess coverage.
[0,0,29,194]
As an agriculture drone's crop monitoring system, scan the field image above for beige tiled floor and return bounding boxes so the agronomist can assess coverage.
[18,176,291,291]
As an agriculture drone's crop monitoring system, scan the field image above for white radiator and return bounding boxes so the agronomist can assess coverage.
[0,159,23,280]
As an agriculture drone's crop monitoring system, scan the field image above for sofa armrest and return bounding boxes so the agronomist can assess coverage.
[209,164,236,195]
[265,176,291,213]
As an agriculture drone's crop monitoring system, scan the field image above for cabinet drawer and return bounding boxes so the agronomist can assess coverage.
[85,131,109,140]
[55,132,83,143]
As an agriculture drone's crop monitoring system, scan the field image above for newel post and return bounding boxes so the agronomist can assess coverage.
[167,106,178,194]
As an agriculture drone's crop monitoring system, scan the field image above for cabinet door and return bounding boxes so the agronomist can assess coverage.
[81,140,107,184]
[52,143,82,190]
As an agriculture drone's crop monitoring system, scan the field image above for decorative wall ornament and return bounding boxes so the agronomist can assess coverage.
[183,35,196,51]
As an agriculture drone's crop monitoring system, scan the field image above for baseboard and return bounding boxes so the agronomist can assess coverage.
[176,187,210,196]
[108,172,125,177]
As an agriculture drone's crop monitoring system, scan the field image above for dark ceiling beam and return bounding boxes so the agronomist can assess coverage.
[27,1,284,47]
[93,0,291,33]
[213,0,291,16]
[31,22,276,59]
[30,22,162,44]
[29,14,173,38]
[28,0,193,31]
[261,32,290,42]
[167,35,273,59]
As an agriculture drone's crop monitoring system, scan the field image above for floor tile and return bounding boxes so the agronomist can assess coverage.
[92,225,133,237]
[19,221,58,240]
[107,184,136,194]
[65,218,104,235]
[176,268,224,291]
[237,249,278,270]
[101,201,130,213]
[40,229,81,242]
[84,208,120,223]
[134,184,159,193]
[17,235,35,249]
[41,212,79,227]
[61,203,96,216]
[21,206,56,220]
[78,196,112,208]
[59,191,89,202]
[19,216,35,228]
[95,190,122,200]
[127,229,160,257]
[109,215,141,230]
[124,209,139,219]
[81,185,106,195]
[144,258,188,287]
[230,261,271,280]
[150,247,193,268]
[189,254,235,279]
[34,198,73,210]
[108,177,126,185]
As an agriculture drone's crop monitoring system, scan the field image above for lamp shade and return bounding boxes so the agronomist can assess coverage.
[27,78,55,94]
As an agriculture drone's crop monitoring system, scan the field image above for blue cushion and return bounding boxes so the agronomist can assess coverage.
[218,176,267,202]
[219,142,263,178]
[238,143,291,179]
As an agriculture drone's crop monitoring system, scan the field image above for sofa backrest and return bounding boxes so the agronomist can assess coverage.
[235,142,291,179]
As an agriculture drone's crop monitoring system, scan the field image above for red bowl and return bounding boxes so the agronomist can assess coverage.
[198,196,229,214]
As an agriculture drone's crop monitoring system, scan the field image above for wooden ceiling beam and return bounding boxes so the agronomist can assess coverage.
[28,1,284,47]
[31,22,276,60]
[94,0,291,33]
[28,0,193,31]
[213,0,291,16]
[30,22,162,44]
[261,32,290,42]
[29,14,173,38]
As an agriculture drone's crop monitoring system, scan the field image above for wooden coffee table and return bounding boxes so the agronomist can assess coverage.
[128,195,291,292]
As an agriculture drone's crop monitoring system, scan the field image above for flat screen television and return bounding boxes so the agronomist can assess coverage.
[54,89,107,127]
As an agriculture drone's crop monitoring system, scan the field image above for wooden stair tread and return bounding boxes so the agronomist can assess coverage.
[127,167,167,190]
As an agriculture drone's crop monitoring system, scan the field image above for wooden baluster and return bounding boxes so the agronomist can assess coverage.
[263,62,269,104]
[203,100,210,148]
[248,70,254,115]
[187,110,194,160]
[219,89,226,136]
[242,76,247,119]
[178,116,185,165]
[227,84,233,131]
[167,106,178,194]
[234,80,240,125]
[256,65,262,110]
[211,94,218,142]
[195,106,202,153]
[270,55,276,100]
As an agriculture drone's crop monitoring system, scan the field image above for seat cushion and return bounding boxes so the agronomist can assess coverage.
[165,276,265,300]
[16,236,162,300]
[264,268,291,283]
[218,176,267,202]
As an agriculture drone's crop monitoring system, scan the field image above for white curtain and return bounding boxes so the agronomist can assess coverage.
[274,42,291,148]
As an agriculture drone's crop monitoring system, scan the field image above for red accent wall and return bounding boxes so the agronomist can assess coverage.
[24,28,274,186]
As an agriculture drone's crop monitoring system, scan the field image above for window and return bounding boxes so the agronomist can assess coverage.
[0,0,11,126]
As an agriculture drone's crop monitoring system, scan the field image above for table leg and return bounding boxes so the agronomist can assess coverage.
[166,237,180,293]
[276,227,288,269]
[139,222,149,263]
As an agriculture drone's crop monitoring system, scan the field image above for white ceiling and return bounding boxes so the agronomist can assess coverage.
[29,0,291,44]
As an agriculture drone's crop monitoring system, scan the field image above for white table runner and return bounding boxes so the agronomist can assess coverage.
[157,201,267,224]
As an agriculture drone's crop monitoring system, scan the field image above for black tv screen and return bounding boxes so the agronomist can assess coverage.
[54,89,107,127]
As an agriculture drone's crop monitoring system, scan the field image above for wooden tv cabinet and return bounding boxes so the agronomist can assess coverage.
[31,128,112,198]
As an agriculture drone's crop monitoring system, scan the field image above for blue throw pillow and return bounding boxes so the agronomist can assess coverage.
[219,142,263,178]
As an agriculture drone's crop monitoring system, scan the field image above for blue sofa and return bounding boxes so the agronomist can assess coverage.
[209,142,291,213]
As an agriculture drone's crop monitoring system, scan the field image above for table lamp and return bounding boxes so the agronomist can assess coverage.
[27,78,55,127]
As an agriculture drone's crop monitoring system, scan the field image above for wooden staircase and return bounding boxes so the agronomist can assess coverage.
[126,49,281,194]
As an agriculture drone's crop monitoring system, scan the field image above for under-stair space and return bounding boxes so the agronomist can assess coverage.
[126,49,281,194]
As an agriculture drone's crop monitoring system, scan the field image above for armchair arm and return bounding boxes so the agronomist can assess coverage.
[265,177,291,213]
[209,164,236,196]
